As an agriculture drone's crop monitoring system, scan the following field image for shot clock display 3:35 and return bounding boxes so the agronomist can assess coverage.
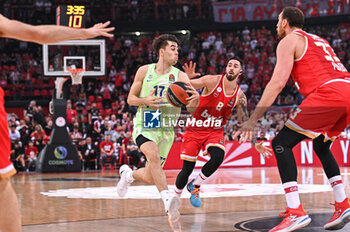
[56,5,86,28]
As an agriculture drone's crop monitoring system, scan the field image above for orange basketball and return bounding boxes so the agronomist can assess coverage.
[166,81,191,107]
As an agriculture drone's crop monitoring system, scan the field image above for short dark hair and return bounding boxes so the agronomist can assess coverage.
[282,7,304,28]
[230,56,243,68]
[152,34,180,56]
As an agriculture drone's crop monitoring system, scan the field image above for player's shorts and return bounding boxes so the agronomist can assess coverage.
[285,79,350,141]
[180,129,225,162]
[0,88,16,179]
[133,125,174,167]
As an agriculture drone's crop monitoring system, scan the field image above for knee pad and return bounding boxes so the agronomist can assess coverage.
[207,146,225,165]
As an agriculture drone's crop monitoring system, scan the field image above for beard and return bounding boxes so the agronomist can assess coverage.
[226,73,238,81]
[277,28,286,40]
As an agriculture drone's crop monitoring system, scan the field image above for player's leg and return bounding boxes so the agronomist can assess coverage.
[0,178,22,232]
[117,134,165,196]
[314,135,350,230]
[174,131,202,198]
[269,126,311,232]
[187,146,225,208]
[175,160,195,196]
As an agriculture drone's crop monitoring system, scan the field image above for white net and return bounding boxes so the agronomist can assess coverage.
[68,68,85,85]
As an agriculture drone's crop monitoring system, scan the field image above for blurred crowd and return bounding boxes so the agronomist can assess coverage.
[1,3,350,171]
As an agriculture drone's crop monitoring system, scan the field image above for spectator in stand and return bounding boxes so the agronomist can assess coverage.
[81,137,98,170]
[127,140,145,170]
[117,100,128,117]
[32,106,46,127]
[104,124,118,142]
[8,113,19,127]
[30,124,46,151]
[9,124,21,143]
[44,119,53,136]
[66,102,77,127]
[24,141,38,172]
[10,142,24,171]
[88,102,99,125]
[17,119,29,145]
[119,131,131,165]
[109,114,118,128]
[100,134,116,168]
[257,130,268,140]
[100,82,112,108]
[93,115,103,140]
[70,124,83,145]
[24,100,36,122]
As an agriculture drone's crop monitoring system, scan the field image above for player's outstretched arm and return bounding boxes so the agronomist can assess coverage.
[182,61,209,90]
[233,35,296,142]
[0,14,114,44]
[127,65,162,108]
[235,91,272,159]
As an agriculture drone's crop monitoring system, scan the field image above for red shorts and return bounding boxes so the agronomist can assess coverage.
[0,88,15,179]
[180,129,225,162]
[285,80,350,140]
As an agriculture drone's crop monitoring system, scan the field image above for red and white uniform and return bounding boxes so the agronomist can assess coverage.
[0,88,15,179]
[286,30,350,140]
[181,75,240,162]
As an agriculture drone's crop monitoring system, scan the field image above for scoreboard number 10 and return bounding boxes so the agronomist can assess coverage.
[57,5,86,29]
[67,5,85,28]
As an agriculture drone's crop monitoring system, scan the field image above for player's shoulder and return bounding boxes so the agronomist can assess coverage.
[137,64,150,72]
[205,74,221,82]
[135,64,151,79]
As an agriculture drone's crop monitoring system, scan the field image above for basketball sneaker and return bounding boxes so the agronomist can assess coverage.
[116,164,133,197]
[269,204,311,232]
[324,198,350,230]
[164,193,181,221]
[186,179,201,207]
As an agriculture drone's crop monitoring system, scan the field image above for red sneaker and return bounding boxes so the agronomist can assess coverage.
[269,205,311,232]
[324,198,350,230]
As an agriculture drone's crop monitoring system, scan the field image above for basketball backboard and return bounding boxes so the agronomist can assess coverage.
[42,39,105,77]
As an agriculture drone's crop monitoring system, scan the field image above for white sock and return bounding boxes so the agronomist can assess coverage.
[174,187,182,198]
[192,171,207,186]
[283,181,300,209]
[125,170,134,183]
[329,176,346,203]
[160,190,171,202]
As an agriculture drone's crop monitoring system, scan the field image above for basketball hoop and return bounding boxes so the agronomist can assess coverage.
[67,67,85,85]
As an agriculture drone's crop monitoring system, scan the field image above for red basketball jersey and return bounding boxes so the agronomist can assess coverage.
[291,30,350,97]
[187,75,240,131]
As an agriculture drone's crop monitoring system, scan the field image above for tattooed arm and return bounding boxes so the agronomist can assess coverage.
[236,90,272,158]
[236,91,257,145]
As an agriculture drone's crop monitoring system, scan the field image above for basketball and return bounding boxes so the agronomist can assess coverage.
[166,81,191,107]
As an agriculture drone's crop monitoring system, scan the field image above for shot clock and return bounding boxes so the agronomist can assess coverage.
[56,5,86,28]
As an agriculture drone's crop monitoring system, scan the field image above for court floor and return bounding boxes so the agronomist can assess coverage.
[13,166,350,232]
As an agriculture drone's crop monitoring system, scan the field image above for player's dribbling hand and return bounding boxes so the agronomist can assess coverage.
[233,119,256,143]
[85,21,115,39]
[182,61,201,79]
[185,84,199,102]
[253,142,273,160]
[144,89,162,108]
[185,84,199,113]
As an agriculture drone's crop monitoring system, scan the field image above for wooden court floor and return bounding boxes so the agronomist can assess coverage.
[12,166,350,232]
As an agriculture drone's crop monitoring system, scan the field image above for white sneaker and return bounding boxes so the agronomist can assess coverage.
[164,193,181,220]
[117,164,133,197]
